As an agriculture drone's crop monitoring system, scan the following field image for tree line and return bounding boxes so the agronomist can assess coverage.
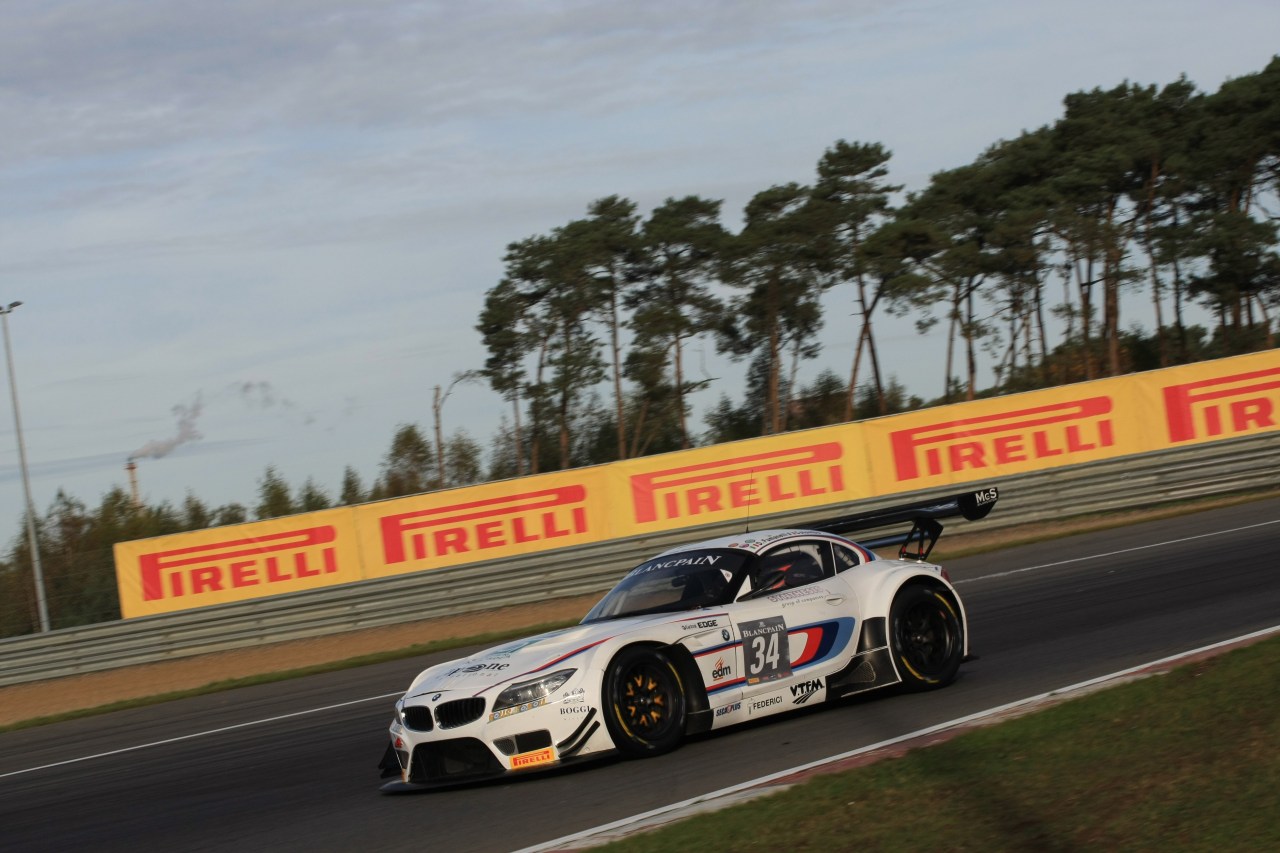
[2,58,1276,636]
[478,58,1279,474]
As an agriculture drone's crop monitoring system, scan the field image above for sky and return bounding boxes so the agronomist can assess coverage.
[0,0,1276,534]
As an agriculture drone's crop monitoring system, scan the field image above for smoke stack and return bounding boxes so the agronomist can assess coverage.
[125,460,141,508]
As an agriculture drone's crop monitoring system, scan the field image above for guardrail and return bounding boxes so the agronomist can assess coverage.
[2,432,1278,687]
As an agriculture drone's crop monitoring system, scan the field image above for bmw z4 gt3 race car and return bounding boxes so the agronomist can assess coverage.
[379,487,999,790]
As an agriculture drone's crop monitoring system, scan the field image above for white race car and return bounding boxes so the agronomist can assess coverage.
[379,487,998,790]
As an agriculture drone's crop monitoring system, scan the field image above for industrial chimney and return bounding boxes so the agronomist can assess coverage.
[125,460,141,507]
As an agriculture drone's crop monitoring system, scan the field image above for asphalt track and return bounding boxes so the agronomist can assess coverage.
[2,497,1278,853]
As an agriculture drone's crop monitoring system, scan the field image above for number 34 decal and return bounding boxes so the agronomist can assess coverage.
[740,616,791,684]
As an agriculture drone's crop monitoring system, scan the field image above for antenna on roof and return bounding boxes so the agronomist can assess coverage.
[744,469,756,533]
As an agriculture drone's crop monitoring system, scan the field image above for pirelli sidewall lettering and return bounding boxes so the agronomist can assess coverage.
[113,351,1280,617]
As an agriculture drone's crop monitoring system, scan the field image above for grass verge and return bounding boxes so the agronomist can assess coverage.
[603,635,1280,851]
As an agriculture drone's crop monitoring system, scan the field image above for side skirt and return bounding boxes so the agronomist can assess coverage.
[826,617,901,698]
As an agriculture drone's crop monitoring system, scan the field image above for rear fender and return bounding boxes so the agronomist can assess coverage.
[861,563,969,658]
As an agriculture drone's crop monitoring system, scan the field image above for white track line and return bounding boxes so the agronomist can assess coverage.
[955,518,1280,584]
[0,692,403,780]
[515,623,1280,853]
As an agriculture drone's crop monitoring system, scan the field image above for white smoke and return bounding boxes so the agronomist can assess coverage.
[233,380,316,425]
[234,380,289,409]
[128,395,204,461]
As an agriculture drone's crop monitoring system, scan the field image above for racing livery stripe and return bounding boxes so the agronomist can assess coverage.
[693,640,739,658]
[707,677,746,694]
[848,543,875,562]
[791,617,856,669]
[477,636,619,696]
[808,533,876,563]
[529,638,614,672]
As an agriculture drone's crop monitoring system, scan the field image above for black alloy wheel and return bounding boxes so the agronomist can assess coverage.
[889,583,963,691]
[602,646,688,756]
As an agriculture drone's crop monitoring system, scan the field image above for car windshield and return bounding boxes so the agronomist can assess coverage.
[581,549,749,622]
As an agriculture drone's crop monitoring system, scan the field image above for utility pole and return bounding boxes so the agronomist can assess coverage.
[1,301,50,633]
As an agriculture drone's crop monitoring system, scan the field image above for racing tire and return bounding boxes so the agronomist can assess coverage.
[602,646,688,757]
[889,583,963,691]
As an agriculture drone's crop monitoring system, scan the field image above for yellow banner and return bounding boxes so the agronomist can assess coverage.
[863,381,1138,492]
[610,424,874,537]
[1149,351,1280,448]
[355,468,611,579]
[112,350,1280,618]
[113,507,363,618]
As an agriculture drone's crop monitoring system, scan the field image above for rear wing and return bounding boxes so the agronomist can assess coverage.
[809,486,998,561]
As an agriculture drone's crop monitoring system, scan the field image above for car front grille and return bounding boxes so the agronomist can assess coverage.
[402,705,434,731]
[435,697,485,729]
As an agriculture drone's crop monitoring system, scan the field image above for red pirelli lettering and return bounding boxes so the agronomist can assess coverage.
[378,486,589,565]
[136,526,338,601]
[889,397,1115,481]
[630,443,845,524]
[1162,366,1280,443]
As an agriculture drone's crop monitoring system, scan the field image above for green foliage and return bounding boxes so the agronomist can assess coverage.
[813,140,902,416]
[630,195,730,449]
[2,487,196,635]
[441,429,484,488]
[255,465,296,519]
[720,183,836,434]
[296,478,331,512]
[379,423,435,497]
[338,466,365,506]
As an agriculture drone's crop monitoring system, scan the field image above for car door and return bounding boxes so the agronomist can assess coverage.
[730,541,860,717]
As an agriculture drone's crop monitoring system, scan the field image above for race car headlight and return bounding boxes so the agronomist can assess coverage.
[492,669,576,711]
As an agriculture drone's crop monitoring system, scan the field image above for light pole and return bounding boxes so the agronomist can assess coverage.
[1,301,50,633]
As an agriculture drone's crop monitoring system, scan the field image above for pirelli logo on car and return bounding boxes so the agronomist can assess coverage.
[136,525,340,602]
[887,396,1116,482]
[510,747,556,770]
[376,485,590,567]
[628,442,847,525]
[1162,365,1280,443]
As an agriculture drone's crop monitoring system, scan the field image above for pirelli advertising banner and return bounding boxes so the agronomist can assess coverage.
[113,507,365,619]
[1152,351,1280,448]
[866,388,1131,491]
[610,424,874,538]
[114,350,1280,618]
[863,349,1280,493]
[354,469,608,580]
